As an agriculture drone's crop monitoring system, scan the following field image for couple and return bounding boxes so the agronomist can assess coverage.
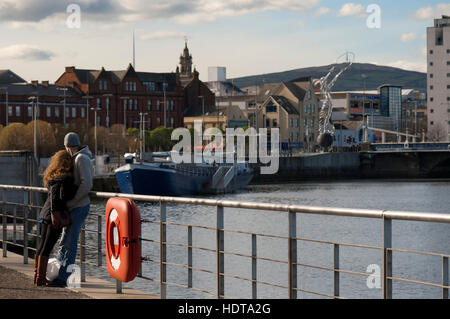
[34,132,93,287]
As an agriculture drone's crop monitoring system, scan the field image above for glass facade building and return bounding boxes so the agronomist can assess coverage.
[379,85,402,129]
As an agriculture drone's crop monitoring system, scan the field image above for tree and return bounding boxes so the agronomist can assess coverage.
[0,122,29,151]
[88,126,108,156]
[25,120,57,157]
[106,124,128,164]
[427,122,447,142]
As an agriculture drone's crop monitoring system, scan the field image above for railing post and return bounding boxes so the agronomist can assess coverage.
[97,215,102,267]
[443,256,449,299]
[382,216,392,299]
[252,234,257,299]
[13,206,17,245]
[2,195,6,258]
[160,202,167,299]
[80,221,86,282]
[334,244,340,298]
[187,225,193,288]
[138,218,142,278]
[116,280,122,294]
[23,205,28,265]
[217,205,224,299]
[288,210,297,299]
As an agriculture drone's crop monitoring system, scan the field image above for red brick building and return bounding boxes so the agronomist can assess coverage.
[55,63,184,129]
[0,70,85,127]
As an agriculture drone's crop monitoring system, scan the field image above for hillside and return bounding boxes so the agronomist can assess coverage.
[230,63,426,92]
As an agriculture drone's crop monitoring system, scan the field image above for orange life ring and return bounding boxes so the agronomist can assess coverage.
[105,197,141,282]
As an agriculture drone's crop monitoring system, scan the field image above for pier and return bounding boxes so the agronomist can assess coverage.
[1,184,450,299]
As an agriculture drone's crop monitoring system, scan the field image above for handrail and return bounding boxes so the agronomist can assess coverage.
[1,183,450,299]
[0,185,448,223]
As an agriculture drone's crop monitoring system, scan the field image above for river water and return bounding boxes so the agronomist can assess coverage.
[83,180,450,299]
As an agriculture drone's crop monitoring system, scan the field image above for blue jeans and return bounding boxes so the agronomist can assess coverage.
[55,204,90,282]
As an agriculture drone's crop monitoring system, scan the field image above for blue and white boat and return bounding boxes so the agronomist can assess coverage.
[114,153,254,196]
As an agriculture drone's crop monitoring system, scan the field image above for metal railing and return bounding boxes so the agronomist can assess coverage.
[1,183,450,299]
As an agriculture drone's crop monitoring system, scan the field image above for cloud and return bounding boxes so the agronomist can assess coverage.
[0,44,55,61]
[385,60,426,73]
[314,7,331,17]
[337,3,366,18]
[400,32,417,43]
[140,31,186,41]
[0,0,322,25]
[414,4,450,20]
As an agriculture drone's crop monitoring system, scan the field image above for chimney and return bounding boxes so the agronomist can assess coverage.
[31,80,38,86]
[65,66,75,73]
[41,81,49,87]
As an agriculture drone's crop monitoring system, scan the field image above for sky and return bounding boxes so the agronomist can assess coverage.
[0,0,448,83]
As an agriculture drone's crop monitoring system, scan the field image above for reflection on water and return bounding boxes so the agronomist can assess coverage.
[83,180,450,299]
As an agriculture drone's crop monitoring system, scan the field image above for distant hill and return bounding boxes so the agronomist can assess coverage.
[230,63,426,92]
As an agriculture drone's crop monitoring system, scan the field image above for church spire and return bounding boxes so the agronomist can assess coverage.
[179,39,193,78]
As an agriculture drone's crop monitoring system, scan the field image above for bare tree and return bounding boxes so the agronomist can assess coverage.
[427,122,447,142]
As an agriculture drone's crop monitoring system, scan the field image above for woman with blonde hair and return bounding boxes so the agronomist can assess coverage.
[33,150,78,286]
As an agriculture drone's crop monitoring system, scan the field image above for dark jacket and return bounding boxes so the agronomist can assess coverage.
[39,174,79,224]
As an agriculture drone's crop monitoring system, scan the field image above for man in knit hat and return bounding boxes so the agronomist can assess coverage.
[48,132,93,287]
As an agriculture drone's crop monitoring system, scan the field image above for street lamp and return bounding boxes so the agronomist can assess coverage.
[120,96,130,136]
[28,96,39,161]
[103,94,113,128]
[139,112,148,159]
[57,87,68,128]
[0,87,8,126]
[198,95,205,129]
[91,107,101,162]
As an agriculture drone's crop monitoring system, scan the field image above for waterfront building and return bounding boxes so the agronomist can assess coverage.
[254,77,320,151]
[0,72,84,127]
[427,15,450,141]
[55,64,184,130]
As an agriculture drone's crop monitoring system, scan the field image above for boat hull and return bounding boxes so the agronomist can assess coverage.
[115,163,253,196]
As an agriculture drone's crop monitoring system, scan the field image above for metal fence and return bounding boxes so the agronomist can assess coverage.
[1,184,450,299]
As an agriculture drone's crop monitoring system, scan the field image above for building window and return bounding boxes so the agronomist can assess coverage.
[55,107,59,118]
[171,100,175,111]
[147,100,151,111]
[104,81,107,90]
[8,106,12,117]
[430,97,434,102]
[65,107,69,118]
[430,109,434,113]
[134,99,138,110]
[157,100,160,111]
[81,107,85,118]
[430,74,433,78]
[430,50,433,54]
[96,98,101,108]
[124,99,127,110]
[171,117,174,127]
[28,106,32,117]
[430,85,434,90]
[15,106,20,117]
[129,99,133,111]
[99,80,103,90]
[310,119,314,129]
[289,118,293,128]
[106,98,110,110]
[272,119,277,127]
[157,117,160,126]
[72,107,76,118]
[125,82,129,91]
[47,107,51,118]
[430,62,433,66]
[430,121,434,125]
[447,85,450,89]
